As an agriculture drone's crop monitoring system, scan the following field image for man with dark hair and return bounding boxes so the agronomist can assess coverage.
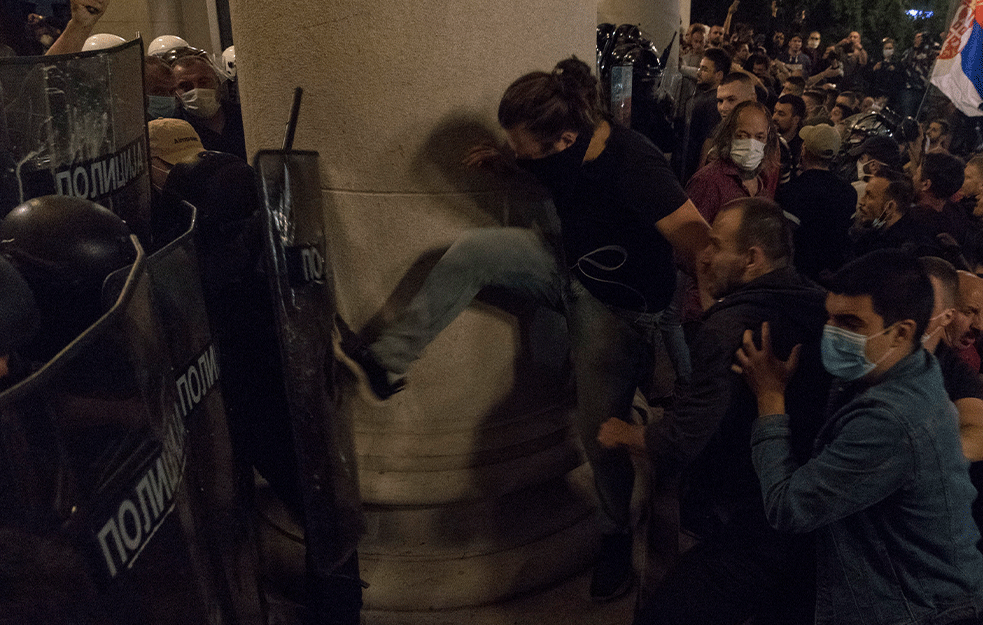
[772,94,805,177]
[776,123,856,281]
[677,48,731,184]
[600,197,829,624]
[801,90,829,125]
[780,75,806,97]
[738,248,983,625]
[716,72,757,120]
[911,152,974,246]
[777,34,812,75]
[849,169,939,259]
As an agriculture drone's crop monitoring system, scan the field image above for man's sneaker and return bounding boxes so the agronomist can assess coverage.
[589,532,634,602]
[333,316,405,404]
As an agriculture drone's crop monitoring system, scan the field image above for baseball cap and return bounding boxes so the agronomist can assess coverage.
[847,135,902,170]
[799,124,841,159]
[148,118,205,166]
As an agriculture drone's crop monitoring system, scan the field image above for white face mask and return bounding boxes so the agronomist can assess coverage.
[807,39,820,49]
[180,88,220,119]
[856,159,877,181]
[883,47,894,59]
[729,138,766,172]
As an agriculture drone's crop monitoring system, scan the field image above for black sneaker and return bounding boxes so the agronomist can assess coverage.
[589,532,634,601]
[332,315,405,403]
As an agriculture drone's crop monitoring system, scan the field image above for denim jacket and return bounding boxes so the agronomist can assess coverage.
[751,348,983,625]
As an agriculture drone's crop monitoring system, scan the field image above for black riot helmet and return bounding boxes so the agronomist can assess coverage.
[0,196,136,363]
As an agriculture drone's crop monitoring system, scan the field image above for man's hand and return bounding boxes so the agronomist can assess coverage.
[735,322,798,416]
[728,0,740,14]
[45,0,110,55]
[598,418,647,454]
[70,0,109,28]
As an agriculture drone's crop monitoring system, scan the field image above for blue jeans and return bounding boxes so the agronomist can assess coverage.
[370,228,564,374]
[566,278,663,531]
[370,227,663,532]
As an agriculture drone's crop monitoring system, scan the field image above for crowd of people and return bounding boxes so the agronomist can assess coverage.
[4,0,983,623]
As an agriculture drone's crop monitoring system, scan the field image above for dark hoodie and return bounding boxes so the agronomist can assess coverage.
[645,266,831,542]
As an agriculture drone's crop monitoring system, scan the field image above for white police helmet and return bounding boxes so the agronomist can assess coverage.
[148,35,190,57]
[221,45,236,78]
[83,33,125,51]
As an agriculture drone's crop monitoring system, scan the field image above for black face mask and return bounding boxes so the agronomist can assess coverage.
[515,130,592,187]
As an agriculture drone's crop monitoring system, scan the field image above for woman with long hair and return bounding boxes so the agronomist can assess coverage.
[471,55,710,600]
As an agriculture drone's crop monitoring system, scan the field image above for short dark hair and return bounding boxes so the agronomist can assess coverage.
[498,56,606,145]
[802,90,825,108]
[720,71,755,90]
[722,197,793,263]
[873,169,914,215]
[743,52,770,72]
[785,76,806,90]
[921,152,965,199]
[703,47,732,75]
[838,91,859,110]
[827,249,934,340]
[777,94,806,120]
[919,256,958,309]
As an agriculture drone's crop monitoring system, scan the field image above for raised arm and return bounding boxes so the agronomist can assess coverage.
[46,0,109,56]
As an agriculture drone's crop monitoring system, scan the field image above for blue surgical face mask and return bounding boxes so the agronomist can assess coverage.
[148,95,178,119]
[821,324,896,380]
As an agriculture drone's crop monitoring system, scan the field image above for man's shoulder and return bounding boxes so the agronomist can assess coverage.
[702,270,827,340]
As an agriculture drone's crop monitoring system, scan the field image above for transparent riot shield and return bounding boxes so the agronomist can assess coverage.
[105,201,265,625]
[0,238,221,624]
[0,39,150,241]
[253,150,363,623]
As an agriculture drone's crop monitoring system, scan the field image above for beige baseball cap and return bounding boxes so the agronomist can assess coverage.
[798,123,842,159]
[148,118,204,165]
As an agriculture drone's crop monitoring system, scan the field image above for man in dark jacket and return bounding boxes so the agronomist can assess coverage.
[600,197,830,624]
[776,123,856,282]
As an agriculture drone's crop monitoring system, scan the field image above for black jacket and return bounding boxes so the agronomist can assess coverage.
[646,266,831,540]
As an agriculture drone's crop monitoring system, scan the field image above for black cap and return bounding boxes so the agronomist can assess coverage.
[848,135,902,170]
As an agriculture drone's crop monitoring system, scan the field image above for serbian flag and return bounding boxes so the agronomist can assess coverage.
[931,0,983,117]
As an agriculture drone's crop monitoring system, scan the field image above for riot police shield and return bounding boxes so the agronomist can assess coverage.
[0,238,222,624]
[0,38,151,241]
[105,200,265,624]
[253,149,363,623]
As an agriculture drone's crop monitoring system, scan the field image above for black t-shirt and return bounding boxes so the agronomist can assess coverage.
[539,125,689,312]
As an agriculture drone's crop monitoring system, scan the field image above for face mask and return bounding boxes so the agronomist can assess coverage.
[180,88,220,119]
[148,95,178,119]
[807,39,820,49]
[856,159,877,182]
[883,48,894,59]
[515,131,592,187]
[821,324,896,380]
[729,138,765,172]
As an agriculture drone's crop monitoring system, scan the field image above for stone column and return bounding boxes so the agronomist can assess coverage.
[229,0,605,612]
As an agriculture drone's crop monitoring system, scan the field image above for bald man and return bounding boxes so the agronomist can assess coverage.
[947,271,983,374]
